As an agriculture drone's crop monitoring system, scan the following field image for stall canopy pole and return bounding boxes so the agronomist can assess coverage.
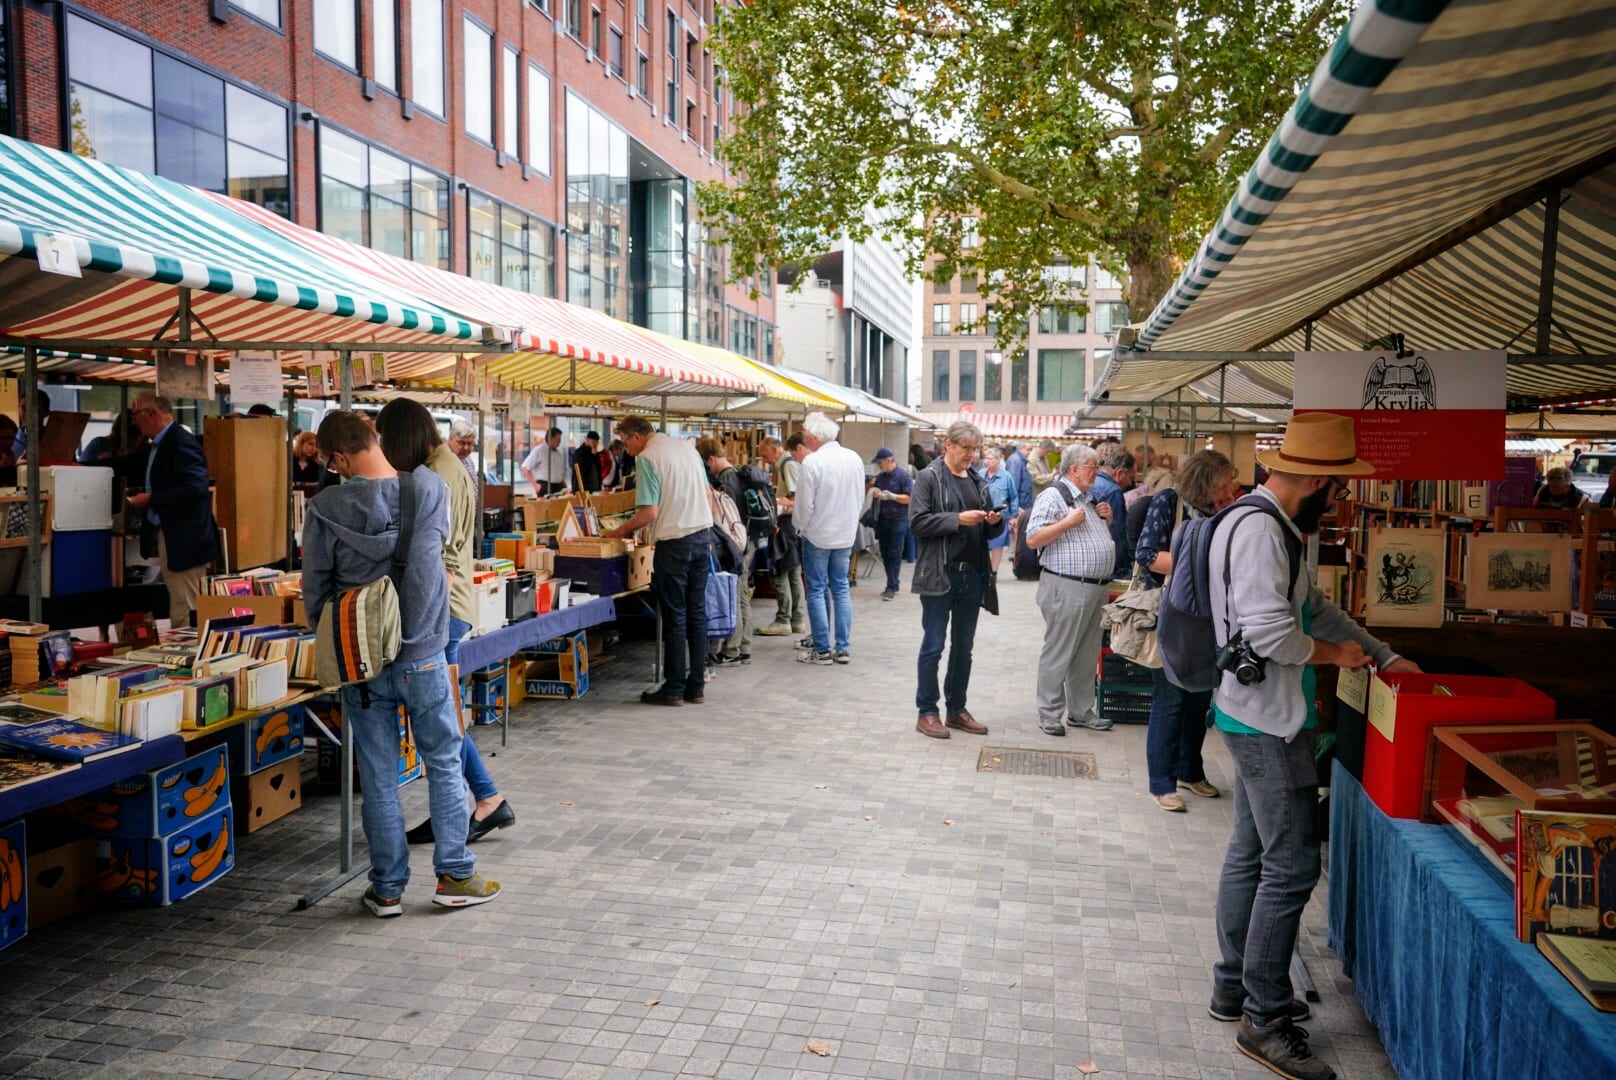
[660,395,668,430]
[285,382,296,571]
[24,345,43,625]
[339,350,353,410]
[1534,189,1562,356]
[475,408,486,552]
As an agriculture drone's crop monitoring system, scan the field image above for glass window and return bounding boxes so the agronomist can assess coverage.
[564,91,629,319]
[468,192,499,283]
[1037,348,1084,401]
[961,274,977,294]
[609,28,624,77]
[984,350,1002,400]
[315,0,357,68]
[1010,350,1028,402]
[667,9,678,56]
[1038,304,1081,335]
[567,0,583,39]
[502,46,519,155]
[527,65,551,173]
[958,303,977,334]
[463,17,493,143]
[932,351,950,403]
[68,14,153,107]
[638,0,649,26]
[931,303,950,337]
[958,350,977,402]
[373,0,397,91]
[231,0,280,26]
[1094,301,1130,335]
[410,0,445,116]
[320,127,446,267]
[961,215,978,249]
[155,55,224,134]
[637,53,649,97]
[592,9,604,56]
[70,84,154,172]
[1094,264,1121,290]
[933,274,950,294]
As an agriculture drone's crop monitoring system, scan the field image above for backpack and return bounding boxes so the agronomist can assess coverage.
[1013,482,1080,580]
[315,472,416,695]
[707,484,747,567]
[737,463,778,544]
[1157,494,1302,693]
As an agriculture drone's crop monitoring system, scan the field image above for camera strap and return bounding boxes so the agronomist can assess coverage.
[1217,501,1304,647]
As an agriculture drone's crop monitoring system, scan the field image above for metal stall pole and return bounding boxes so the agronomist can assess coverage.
[285,383,296,571]
[23,346,42,626]
[475,407,486,553]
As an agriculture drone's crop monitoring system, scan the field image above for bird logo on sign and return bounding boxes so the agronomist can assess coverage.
[1361,355,1435,410]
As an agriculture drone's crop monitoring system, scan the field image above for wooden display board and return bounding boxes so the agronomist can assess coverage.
[204,416,288,571]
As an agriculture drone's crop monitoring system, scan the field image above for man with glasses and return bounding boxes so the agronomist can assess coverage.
[521,427,570,496]
[447,419,482,484]
[125,393,218,627]
[1024,444,1115,735]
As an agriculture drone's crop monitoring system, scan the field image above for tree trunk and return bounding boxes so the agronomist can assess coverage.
[1125,252,1176,328]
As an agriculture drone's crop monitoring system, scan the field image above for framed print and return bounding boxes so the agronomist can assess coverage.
[1467,532,1574,612]
[1365,526,1446,627]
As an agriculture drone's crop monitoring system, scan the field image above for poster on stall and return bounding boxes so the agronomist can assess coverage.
[305,362,329,401]
[510,392,531,437]
[1292,351,1506,480]
[230,352,282,407]
[156,350,213,401]
[454,355,475,397]
[370,353,388,384]
[351,354,372,388]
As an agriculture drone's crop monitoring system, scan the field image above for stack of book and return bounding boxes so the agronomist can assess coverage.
[205,568,303,597]
[2,622,53,686]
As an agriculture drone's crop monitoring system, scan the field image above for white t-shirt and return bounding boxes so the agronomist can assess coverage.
[794,440,866,549]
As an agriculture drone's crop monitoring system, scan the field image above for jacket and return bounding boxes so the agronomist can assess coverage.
[1005,450,1033,512]
[908,459,991,597]
[146,424,218,573]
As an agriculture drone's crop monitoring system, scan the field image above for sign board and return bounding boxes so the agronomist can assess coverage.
[36,234,83,278]
[1293,351,1506,480]
[229,352,282,407]
[305,362,329,400]
[156,350,213,400]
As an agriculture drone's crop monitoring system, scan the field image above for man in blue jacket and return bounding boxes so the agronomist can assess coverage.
[126,393,218,627]
[1005,442,1033,513]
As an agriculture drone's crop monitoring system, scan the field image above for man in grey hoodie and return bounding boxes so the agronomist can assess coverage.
[302,411,500,917]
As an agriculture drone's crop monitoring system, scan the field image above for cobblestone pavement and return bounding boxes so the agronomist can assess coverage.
[0,567,1396,1079]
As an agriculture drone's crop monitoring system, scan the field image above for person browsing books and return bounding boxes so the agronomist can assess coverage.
[126,393,219,627]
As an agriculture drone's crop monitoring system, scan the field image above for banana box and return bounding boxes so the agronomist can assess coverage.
[229,757,301,834]
[224,705,305,775]
[26,837,96,930]
[96,805,233,906]
[0,820,26,950]
[95,745,231,838]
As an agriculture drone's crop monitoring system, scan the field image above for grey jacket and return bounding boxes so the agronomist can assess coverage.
[909,460,991,597]
[1207,485,1399,740]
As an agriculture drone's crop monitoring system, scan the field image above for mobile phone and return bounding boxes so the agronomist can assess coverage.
[991,504,1008,514]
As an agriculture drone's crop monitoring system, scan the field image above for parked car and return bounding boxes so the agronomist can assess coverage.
[1570,451,1616,502]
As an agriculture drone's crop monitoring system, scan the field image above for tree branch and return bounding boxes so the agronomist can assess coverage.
[926,138,1101,227]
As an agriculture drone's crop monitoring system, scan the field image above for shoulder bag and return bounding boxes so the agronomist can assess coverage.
[315,472,415,692]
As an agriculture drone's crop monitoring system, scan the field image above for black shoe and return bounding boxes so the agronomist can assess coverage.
[880,590,896,600]
[1210,992,1312,1023]
[1236,1016,1335,1080]
[1040,719,1067,736]
[468,800,516,843]
[684,692,705,704]
[405,818,435,845]
[641,689,684,706]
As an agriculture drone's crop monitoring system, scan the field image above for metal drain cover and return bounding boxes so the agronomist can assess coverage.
[977,746,1098,778]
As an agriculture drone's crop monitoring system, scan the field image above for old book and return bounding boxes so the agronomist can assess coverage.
[0,750,78,792]
[1536,933,1616,1011]
[1515,810,1616,942]
[0,716,141,763]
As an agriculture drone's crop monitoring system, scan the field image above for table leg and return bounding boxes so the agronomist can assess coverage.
[297,704,365,909]
[1290,947,1319,1003]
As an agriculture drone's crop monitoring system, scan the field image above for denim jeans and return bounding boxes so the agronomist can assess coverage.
[1145,666,1212,796]
[341,651,473,897]
[1213,728,1321,1025]
[652,530,711,697]
[444,616,497,802]
[916,564,983,716]
[802,540,853,653]
[875,516,909,593]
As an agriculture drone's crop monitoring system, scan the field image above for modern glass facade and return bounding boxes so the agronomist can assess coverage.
[467,190,556,296]
[564,92,629,319]
[639,177,687,337]
[319,127,448,268]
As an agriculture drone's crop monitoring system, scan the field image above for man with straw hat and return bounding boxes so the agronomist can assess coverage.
[1205,412,1420,1080]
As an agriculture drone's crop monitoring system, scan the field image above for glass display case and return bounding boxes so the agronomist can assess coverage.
[1424,723,1616,881]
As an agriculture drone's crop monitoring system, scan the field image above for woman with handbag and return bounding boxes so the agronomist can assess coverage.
[1134,450,1240,812]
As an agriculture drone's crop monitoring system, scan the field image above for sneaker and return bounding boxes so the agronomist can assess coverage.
[798,636,816,649]
[1154,793,1187,813]
[798,649,834,665]
[791,624,806,635]
[1210,992,1312,1024]
[757,623,793,637]
[1181,779,1222,798]
[832,649,851,665]
[712,653,749,667]
[1235,1015,1334,1080]
[880,590,896,601]
[363,887,402,918]
[1068,713,1115,731]
[433,872,501,908]
[1040,718,1067,736]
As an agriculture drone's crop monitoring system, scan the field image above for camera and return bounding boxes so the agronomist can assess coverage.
[1216,632,1267,686]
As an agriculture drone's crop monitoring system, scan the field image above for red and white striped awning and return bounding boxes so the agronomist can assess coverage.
[919,411,1078,441]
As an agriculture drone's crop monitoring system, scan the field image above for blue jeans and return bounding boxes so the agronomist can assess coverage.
[916,564,983,716]
[1146,666,1211,796]
[875,516,909,593]
[445,616,497,802]
[1213,728,1320,1025]
[802,540,852,653]
[652,530,711,697]
[341,651,473,897]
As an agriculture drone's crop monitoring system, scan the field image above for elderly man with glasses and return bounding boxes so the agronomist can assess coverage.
[125,393,219,626]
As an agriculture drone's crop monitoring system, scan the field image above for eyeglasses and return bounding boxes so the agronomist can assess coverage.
[949,442,980,453]
[131,407,158,418]
[1327,477,1353,501]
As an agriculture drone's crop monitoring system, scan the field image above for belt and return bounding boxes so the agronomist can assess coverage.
[946,560,980,573]
[1043,569,1109,585]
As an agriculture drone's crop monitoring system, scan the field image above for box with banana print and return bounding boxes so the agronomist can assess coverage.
[0,819,26,949]
[94,746,231,838]
[223,706,304,775]
[96,804,234,906]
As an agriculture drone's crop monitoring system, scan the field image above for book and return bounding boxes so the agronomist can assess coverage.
[0,750,79,792]
[1515,810,1616,943]
[0,702,72,727]
[39,629,76,678]
[1536,933,1616,1011]
[242,659,289,710]
[116,683,183,740]
[124,643,202,669]
[178,675,235,729]
[0,716,142,763]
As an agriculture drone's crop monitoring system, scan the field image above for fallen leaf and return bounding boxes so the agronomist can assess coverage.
[558,800,574,806]
[1076,1062,1099,1075]
[813,783,828,789]
[645,998,660,1006]
[864,815,873,821]
[943,819,955,826]
[806,1040,831,1057]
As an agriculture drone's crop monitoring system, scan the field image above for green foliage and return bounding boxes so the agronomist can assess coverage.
[700,0,1344,348]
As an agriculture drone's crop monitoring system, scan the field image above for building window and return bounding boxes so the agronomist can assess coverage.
[637,0,649,25]
[665,79,677,121]
[1094,301,1130,336]
[608,28,625,78]
[685,32,698,77]
[319,126,447,268]
[958,350,977,402]
[410,0,445,116]
[961,215,978,249]
[527,65,551,174]
[961,274,977,294]
[564,91,630,319]
[1094,264,1121,290]
[502,47,520,155]
[566,0,583,39]
[231,0,281,27]
[1037,348,1084,401]
[931,303,951,336]
[685,98,696,138]
[591,9,604,56]
[463,18,493,144]
[958,303,977,334]
[933,350,950,403]
[933,274,950,294]
[66,16,289,216]
[636,52,649,97]
[763,325,775,364]
[984,350,1002,400]
[373,0,398,91]
[1010,350,1028,402]
[729,310,757,358]
[315,0,358,68]
[467,192,556,296]
[1038,304,1082,335]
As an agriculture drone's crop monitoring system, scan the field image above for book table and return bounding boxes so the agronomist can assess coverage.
[0,734,185,822]
[1327,761,1616,1079]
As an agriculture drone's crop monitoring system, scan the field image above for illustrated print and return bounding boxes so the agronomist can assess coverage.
[1362,354,1436,410]
[1488,549,1552,593]
[1377,550,1433,606]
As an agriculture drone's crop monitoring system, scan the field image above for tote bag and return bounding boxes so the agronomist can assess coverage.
[704,554,739,639]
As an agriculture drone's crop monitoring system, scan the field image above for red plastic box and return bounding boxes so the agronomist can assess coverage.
[1362,672,1555,819]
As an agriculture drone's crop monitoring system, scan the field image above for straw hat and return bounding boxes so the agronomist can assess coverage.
[1256,413,1376,477]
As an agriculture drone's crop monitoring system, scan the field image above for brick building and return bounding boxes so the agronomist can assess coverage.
[0,0,774,360]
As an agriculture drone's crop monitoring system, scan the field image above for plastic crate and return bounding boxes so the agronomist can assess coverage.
[1097,648,1155,690]
[1096,685,1152,725]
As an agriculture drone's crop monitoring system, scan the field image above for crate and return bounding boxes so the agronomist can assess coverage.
[553,554,629,597]
[1097,647,1155,689]
[230,757,301,834]
[0,819,26,950]
[1096,685,1152,725]
[223,705,304,775]
[26,837,95,931]
[97,805,233,906]
[557,537,627,558]
[525,633,589,699]
[97,745,230,837]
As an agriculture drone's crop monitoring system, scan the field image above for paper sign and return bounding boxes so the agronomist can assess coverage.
[351,354,371,388]
[370,353,388,383]
[1336,666,1369,713]
[306,362,329,400]
[230,352,283,406]
[36,233,82,278]
[511,392,531,435]
[156,350,213,400]
[476,368,494,412]
[1366,674,1396,743]
[454,355,475,397]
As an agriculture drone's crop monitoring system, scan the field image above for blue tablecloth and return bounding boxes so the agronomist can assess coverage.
[0,734,187,823]
[452,597,618,673]
[1327,760,1616,1080]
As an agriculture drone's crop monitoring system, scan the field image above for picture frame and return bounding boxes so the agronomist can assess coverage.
[1466,532,1575,612]
[1364,526,1446,627]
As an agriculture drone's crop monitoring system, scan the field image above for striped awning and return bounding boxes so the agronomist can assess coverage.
[776,368,916,424]
[617,331,841,414]
[920,412,1077,440]
[0,135,481,354]
[1094,0,1616,413]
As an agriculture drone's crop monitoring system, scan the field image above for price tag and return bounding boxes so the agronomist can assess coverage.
[37,233,82,278]
[1336,666,1369,712]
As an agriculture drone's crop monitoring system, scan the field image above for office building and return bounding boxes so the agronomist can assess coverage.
[775,234,911,401]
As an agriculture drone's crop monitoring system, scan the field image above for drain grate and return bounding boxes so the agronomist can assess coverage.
[977,746,1098,778]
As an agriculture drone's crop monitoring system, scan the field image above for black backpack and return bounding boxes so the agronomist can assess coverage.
[1157,494,1302,693]
[1012,483,1080,581]
[737,463,778,542]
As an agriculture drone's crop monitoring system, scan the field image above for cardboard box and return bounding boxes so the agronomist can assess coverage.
[508,659,527,705]
[230,757,301,834]
[470,670,507,723]
[97,805,233,905]
[26,837,96,930]
[0,819,26,949]
[97,745,230,837]
[310,702,421,789]
[554,554,629,597]
[224,705,304,775]
[627,545,654,591]
[195,594,287,628]
[471,576,506,636]
[525,631,589,699]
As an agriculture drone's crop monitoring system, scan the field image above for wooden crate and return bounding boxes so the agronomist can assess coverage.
[205,416,288,570]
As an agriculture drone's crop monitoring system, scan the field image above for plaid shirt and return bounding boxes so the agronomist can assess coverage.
[1025,476,1115,579]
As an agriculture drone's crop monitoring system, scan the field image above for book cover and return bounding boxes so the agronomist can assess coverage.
[180,676,235,728]
[0,750,79,792]
[39,630,76,678]
[0,717,142,763]
[0,702,72,727]
[243,659,289,709]
[1515,810,1616,943]
[1537,933,1616,1011]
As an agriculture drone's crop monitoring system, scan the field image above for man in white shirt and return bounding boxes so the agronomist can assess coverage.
[792,412,866,664]
[521,428,570,496]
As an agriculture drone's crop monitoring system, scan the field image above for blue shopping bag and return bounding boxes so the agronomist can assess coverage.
[705,554,738,639]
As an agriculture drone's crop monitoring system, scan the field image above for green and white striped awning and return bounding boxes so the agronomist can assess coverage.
[1095,0,1616,415]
